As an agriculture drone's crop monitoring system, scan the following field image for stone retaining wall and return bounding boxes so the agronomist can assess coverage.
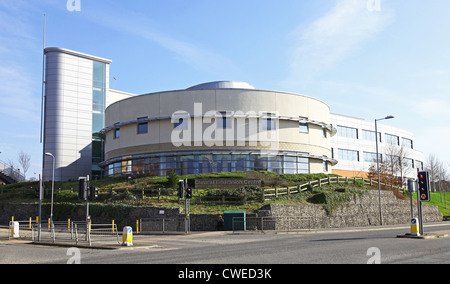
[0,190,444,231]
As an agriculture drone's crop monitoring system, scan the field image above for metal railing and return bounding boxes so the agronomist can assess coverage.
[139,217,188,233]
[8,220,120,246]
[232,216,316,232]
[0,160,26,183]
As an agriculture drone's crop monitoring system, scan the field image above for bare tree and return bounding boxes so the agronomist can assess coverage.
[18,150,31,180]
[426,154,440,192]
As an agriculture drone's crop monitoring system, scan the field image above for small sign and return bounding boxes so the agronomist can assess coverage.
[159,210,165,215]
[195,179,261,189]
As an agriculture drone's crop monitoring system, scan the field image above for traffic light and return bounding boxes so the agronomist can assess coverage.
[89,186,99,201]
[78,177,87,201]
[177,181,184,199]
[418,171,430,202]
[185,187,193,199]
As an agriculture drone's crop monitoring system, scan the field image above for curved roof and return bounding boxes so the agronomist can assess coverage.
[187,81,256,90]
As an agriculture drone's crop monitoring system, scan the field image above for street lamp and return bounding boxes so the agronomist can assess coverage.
[45,152,55,225]
[375,115,394,226]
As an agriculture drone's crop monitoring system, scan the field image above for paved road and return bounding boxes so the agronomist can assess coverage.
[1,223,450,265]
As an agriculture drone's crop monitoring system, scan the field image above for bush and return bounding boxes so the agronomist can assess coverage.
[165,170,179,189]
[205,186,263,204]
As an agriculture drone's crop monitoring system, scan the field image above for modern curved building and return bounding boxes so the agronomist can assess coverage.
[102,81,338,177]
[42,47,424,182]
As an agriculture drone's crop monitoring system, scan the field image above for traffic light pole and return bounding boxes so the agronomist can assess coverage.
[86,175,90,242]
[184,179,190,234]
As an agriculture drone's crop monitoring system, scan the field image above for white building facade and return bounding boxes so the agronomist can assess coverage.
[41,47,425,182]
[330,113,424,180]
[42,48,133,181]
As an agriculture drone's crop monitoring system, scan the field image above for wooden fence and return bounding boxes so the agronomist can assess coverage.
[262,176,403,200]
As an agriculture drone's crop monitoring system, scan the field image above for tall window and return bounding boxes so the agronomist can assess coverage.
[402,138,413,149]
[137,117,148,134]
[217,111,231,129]
[92,61,106,176]
[263,113,276,131]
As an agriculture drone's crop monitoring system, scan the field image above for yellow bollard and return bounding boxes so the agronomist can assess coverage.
[68,219,71,231]
[48,218,50,230]
[136,220,139,234]
[36,216,39,224]
[29,217,32,229]
[11,216,14,222]
[122,227,133,246]
[112,220,115,233]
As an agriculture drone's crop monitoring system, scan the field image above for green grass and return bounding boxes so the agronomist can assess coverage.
[410,191,450,217]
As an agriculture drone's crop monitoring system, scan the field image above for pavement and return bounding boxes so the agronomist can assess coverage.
[2,222,450,250]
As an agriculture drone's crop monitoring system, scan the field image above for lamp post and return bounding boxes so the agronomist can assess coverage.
[375,116,394,226]
[45,152,55,225]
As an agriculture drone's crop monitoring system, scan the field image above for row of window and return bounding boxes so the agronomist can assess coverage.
[106,153,312,177]
[335,148,424,169]
[112,116,329,140]
[336,125,414,149]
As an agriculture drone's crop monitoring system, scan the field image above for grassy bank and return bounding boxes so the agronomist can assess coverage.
[410,192,450,216]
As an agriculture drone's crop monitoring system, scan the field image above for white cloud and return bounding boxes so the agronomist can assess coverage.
[285,0,394,86]
[83,9,242,77]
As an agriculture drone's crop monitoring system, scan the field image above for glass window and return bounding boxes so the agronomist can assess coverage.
[93,62,105,83]
[363,152,382,163]
[299,122,309,133]
[137,117,148,134]
[262,113,276,131]
[337,126,358,139]
[217,111,231,129]
[402,138,413,149]
[385,134,400,145]
[114,126,120,139]
[362,130,381,142]
[338,149,359,161]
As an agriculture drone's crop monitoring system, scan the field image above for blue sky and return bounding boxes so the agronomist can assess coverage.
[1,0,450,178]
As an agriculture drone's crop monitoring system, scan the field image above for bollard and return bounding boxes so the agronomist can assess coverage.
[112,220,115,233]
[10,222,19,238]
[29,217,32,229]
[122,226,133,246]
[68,219,71,232]
[136,220,139,234]
[410,218,420,236]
